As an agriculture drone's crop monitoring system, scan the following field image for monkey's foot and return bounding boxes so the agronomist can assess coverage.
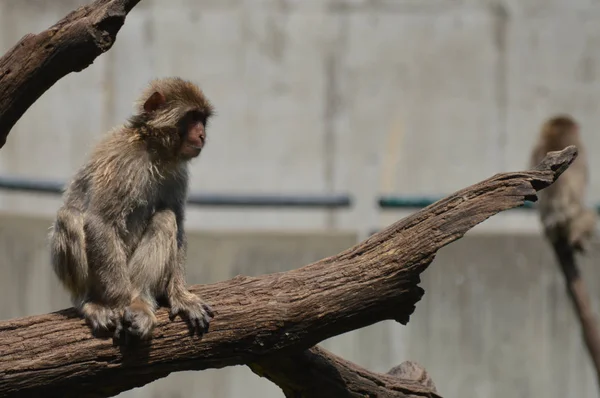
[118,299,157,341]
[169,293,214,336]
[81,302,119,336]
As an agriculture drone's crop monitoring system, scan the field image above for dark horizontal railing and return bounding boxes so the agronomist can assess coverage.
[13,176,600,212]
[0,176,351,209]
[378,195,536,210]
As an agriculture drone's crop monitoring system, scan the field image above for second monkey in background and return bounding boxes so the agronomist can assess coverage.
[530,115,597,252]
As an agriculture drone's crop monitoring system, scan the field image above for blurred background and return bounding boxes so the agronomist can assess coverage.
[1,0,600,397]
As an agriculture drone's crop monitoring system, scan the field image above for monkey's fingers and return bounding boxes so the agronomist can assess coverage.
[113,318,124,340]
[169,304,212,336]
[202,302,215,319]
[185,313,209,337]
[168,305,188,320]
[87,317,114,332]
[82,304,120,338]
[196,321,208,336]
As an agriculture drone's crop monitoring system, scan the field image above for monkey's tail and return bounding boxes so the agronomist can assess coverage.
[49,207,89,299]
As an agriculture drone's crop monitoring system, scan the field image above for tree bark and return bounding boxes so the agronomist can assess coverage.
[250,346,440,398]
[0,0,141,148]
[0,146,577,398]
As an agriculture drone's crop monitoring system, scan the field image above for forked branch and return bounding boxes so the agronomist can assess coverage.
[250,346,440,398]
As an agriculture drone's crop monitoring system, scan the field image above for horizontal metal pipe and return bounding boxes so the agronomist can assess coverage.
[0,176,351,209]
[378,196,537,210]
[187,193,351,208]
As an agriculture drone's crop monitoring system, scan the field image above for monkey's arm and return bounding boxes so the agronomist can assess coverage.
[164,199,213,332]
[167,200,191,295]
[174,200,187,271]
[161,174,189,286]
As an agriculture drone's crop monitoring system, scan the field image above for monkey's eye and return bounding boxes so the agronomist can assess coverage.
[189,111,206,125]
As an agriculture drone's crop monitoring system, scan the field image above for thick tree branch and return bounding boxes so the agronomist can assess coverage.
[0,146,577,398]
[250,346,440,398]
[0,0,141,148]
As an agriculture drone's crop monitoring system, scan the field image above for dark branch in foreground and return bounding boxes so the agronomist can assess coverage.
[250,346,440,398]
[0,146,577,398]
[0,0,141,148]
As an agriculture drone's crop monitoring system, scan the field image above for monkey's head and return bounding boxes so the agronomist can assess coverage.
[128,77,214,161]
[540,114,579,148]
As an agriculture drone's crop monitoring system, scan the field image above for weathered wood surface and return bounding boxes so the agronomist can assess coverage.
[0,146,577,397]
[0,0,141,148]
[251,346,440,398]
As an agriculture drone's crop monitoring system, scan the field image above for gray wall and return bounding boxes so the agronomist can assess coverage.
[1,213,599,398]
[0,0,599,237]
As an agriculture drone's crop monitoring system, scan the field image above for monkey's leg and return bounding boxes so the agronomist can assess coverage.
[166,229,214,336]
[124,210,178,340]
[52,208,121,335]
[83,212,132,336]
[50,206,88,303]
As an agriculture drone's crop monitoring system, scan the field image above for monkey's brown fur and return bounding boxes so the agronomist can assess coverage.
[50,77,214,341]
[530,115,597,252]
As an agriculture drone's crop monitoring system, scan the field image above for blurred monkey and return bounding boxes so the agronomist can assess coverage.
[532,117,600,389]
[50,77,214,342]
[530,115,597,252]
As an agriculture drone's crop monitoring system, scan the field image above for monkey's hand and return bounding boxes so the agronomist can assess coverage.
[168,291,214,336]
[80,302,121,337]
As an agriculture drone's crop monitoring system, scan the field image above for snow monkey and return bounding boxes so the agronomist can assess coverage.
[530,114,597,252]
[50,77,215,341]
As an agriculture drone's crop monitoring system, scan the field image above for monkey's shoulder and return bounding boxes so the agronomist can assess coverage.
[63,130,189,214]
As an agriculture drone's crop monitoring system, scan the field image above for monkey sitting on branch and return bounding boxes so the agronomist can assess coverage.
[50,77,215,342]
[530,114,597,252]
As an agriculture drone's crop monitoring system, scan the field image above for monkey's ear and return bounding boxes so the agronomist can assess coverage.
[143,92,166,113]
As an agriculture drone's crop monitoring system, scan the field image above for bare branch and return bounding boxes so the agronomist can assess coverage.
[250,347,440,398]
[551,237,600,389]
[0,0,141,148]
[0,146,577,397]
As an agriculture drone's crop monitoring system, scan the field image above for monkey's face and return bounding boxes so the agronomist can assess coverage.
[133,77,214,161]
[179,111,207,160]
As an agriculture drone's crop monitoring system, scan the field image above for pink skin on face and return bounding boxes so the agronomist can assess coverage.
[181,120,205,159]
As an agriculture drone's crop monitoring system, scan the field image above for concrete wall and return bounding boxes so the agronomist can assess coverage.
[1,213,600,397]
[0,0,599,237]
